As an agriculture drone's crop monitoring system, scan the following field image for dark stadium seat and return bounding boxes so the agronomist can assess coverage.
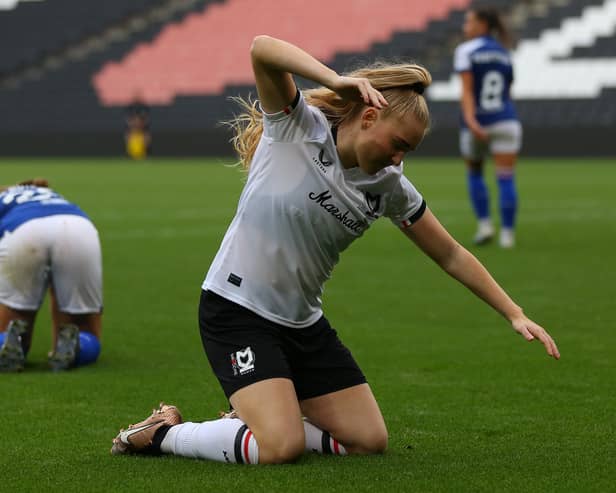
[92,0,474,105]
[568,35,616,58]
[0,0,167,74]
[0,0,614,156]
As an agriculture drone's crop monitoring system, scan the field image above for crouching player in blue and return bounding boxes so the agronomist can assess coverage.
[0,179,103,371]
[455,8,521,248]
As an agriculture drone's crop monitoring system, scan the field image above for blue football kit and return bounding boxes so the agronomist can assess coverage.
[0,186,88,238]
[454,35,520,235]
[454,35,517,126]
[0,185,100,368]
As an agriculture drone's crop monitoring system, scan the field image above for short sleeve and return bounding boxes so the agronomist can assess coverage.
[261,91,323,142]
[454,43,472,72]
[385,175,426,228]
[454,38,486,73]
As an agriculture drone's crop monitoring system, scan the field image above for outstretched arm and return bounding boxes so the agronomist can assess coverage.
[250,35,388,114]
[403,208,560,359]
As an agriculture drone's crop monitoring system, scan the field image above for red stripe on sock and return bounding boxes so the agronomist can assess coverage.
[243,430,253,464]
[332,438,340,455]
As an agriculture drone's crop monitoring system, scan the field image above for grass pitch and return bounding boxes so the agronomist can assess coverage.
[1,157,615,492]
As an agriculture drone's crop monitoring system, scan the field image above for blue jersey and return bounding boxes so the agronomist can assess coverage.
[0,186,88,237]
[454,35,517,126]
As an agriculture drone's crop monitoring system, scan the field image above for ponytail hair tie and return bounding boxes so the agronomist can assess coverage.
[409,82,425,95]
[382,82,426,95]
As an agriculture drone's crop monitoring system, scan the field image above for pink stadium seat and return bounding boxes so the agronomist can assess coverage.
[93,0,471,106]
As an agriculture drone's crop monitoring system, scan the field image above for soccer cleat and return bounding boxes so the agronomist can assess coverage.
[111,403,183,455]
[473,220,494,245]
[0,319,28,372]
[499,228,515,249]
[48,324,80,371]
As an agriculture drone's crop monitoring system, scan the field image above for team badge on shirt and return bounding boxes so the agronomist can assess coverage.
[364,192,382,218]
[318,149,333,166]
[312,147,334,174]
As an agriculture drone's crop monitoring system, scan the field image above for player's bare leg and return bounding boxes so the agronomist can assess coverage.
[114,378,305,463]
[49,284,102,343]
[300,383,388,455]
[48,285,102,370]
[229,378,306,463]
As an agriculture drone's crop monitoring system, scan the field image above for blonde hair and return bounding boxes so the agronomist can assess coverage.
[227,62,432,170]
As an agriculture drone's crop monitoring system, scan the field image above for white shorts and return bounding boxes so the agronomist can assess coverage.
[459,120,523,160]
[0,215,102,313]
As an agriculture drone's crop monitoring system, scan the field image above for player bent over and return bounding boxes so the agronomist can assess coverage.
[0,179,103,372]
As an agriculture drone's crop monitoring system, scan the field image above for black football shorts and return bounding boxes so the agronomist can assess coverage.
[199,290,367,401]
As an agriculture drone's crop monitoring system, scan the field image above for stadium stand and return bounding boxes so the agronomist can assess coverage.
[428,0,616,136]
[92,0,472,105]
[0,0,614,156]
[0,0,167,75]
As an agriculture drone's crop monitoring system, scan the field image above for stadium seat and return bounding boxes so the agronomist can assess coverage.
[93,0,473,105]
[0,0,615,156]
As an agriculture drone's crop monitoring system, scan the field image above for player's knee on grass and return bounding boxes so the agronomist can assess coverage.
[346,425,388,455]
[256,428,305,464]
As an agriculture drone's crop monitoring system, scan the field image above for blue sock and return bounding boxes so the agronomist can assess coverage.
[76,332,101,367]
[497,173,518,229]
[467,169,490,219]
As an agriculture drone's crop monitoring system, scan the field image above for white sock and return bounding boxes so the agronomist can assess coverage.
[478,218,493,230]
[303,420,347,455]
[161,419,259,464]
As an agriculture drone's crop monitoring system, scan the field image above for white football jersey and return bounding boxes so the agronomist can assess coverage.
[203,93,426,328]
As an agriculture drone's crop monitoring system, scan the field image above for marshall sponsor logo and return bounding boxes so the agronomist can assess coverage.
[308,190,366,234]
[311,148,334,173]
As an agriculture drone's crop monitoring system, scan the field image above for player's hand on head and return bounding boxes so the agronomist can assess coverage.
[511,316,560,360]
[330,76,388,109]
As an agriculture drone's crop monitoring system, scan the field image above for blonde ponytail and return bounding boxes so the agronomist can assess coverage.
[227,62,432,170]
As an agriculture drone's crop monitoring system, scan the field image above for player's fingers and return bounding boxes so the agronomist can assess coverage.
[374,88,388,107]
[357,83,370,105]
[514,321,535,341]
[369,90,384,108]
[362,83,383,109]
[521,327,535,341]
[533,326,560,359]
[545,335,560,359]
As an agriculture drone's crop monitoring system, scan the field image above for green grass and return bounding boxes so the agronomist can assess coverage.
[1,157,615,492]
